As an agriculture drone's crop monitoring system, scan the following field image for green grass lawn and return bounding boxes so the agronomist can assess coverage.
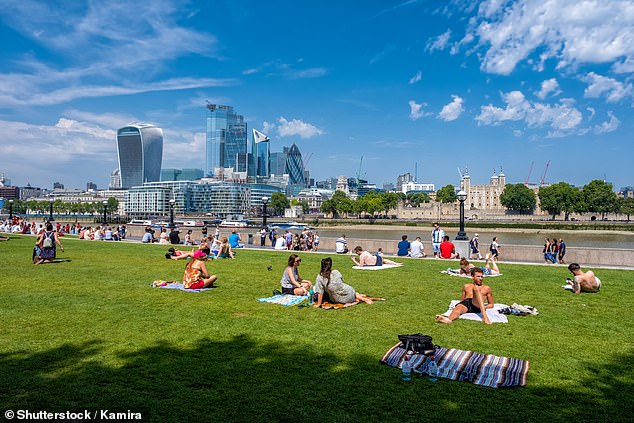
[1,235,632,422]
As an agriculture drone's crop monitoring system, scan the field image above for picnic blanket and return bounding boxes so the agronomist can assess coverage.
[352,264,403,270]
[257,294,308,306]
[320,297,386,309]
[151,280,213,293]
[381,343,529,388]
[441,268,503,277]
[441,300,509,323]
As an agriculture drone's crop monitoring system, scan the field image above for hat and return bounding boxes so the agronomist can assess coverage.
[474,233,479,237]
[193,250,206,259]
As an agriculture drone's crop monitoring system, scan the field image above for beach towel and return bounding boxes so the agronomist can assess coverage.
[441,300,509,323]
[320,297,385,309]
[380,343,529,388]
[441,268,502,277]
[257,294,308,306]
[352,264,403,270]
[151,280,213,293]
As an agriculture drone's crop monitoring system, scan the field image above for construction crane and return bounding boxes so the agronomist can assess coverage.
[357,155,364,185]
[524,161,534,185]
[540,160,550,186]
[303,152,313,168]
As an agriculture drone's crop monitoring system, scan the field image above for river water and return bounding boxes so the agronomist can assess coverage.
[312,226,634,250]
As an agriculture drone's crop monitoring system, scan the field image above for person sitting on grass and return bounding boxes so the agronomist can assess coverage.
[168,241,211,260]
[351,246,402,267]
[33,222,64,264]
[183,250,217,289]
[439,235,460,259]
[564,263,601,294]
[313,257,375,308]
[280,254,312,295]
[458,254,500,276]
[217,237,235,259]
[435,267,494,325]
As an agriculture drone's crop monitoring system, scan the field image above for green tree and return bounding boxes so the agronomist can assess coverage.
[620,197,634,221]
[407,192,431,206]
[270,192,290,216]
[435,185,457,203]
[538,182,582,220]
[320,199,337,217]
[500,183,536,213]
[298,200,310,214]
[381,192,400,216]
[582,180,619,219]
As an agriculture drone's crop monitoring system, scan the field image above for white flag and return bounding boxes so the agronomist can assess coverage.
[253,129,270,143]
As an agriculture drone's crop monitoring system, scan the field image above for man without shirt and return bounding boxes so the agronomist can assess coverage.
[565,263,601,294]
[435,267,494,325]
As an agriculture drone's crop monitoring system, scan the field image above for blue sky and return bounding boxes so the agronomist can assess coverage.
[0,0,633,191]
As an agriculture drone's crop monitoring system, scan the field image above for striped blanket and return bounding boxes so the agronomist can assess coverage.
[381,343,529,388]
[257,294,308,306]
[151,280,213,293]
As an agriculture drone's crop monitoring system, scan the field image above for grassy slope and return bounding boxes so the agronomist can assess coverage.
[1,235,632,422]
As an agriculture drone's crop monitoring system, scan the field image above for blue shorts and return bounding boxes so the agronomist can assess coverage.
[433,243,441,253]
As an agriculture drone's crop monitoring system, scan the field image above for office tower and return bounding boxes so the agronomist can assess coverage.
[161,169,182,181]
[285,144,306,186]
[116,122,163,188]
[86,182,97,191]
[205,104,246,176]
[109,169,122,189]
[180,168,204,181]
[269,150,288,176]
[252,129,270,177]
[53,182,64,189]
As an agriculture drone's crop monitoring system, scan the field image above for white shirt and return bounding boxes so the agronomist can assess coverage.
[335,237,347,253]
[410,240,424,258]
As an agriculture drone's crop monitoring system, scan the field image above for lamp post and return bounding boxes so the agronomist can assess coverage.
[261,196,269,228]
[169,199,176,229]
[8,199,14,221]
[102,200,108,225]
[49,198,54,222]
[455,190,469,241]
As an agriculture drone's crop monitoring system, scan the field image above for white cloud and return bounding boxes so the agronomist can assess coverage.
[273,117,324,139]
[460,0,634,75]
[594,111,620,133]
[438,95,464,121]
[408,100,432,120]
[476,90,582,131]
[426,29,452,52]
[535,78,561,99]
[582,72,633,103]
[409,71,422,84]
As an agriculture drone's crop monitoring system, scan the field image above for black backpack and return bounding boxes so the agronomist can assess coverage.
[397,333,436,353]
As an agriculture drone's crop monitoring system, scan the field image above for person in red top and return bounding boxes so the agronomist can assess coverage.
[439,235,460,259]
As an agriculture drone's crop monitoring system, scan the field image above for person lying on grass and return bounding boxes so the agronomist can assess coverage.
[350,246,402,267]
[183,250,217,289]
[313,257,375,308]
[564,263,601,294]
[436,267,494,325]
[458,254,501,276]
[280,254,313,295]
[168,241,211,260]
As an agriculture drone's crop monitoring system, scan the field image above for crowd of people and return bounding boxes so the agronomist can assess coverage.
[543,238,567,264]
[268,228,320,252]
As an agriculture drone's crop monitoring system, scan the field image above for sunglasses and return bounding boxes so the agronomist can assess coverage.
[295,259,302,263]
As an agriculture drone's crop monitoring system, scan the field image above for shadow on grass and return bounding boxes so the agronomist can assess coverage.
[1,337,632,422]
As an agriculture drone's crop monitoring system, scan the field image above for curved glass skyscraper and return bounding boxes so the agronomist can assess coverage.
[116,123,163,188]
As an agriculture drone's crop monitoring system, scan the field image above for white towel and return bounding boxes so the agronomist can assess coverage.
[442,300,509,323]
[352,264,403,270]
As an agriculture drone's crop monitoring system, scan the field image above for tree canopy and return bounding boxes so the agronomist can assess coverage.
[435,185,457,203]
[538,182,582,220]
[500,183,536,213]
[270,192,290,216]
[582,180,619,218]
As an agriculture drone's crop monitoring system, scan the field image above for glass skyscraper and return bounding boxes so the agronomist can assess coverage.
[116,123,163,188]
[285,144,306,185]
[205,104,247,176]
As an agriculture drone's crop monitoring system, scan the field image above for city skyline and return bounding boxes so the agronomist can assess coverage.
[0,0,633,191]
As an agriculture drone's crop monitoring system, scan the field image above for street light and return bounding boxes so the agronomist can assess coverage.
[102,200,108,225]
[49,198,54,221]
[261,196,269,228]
[8,199,14,221]
[169,199,176,229]
[455,190,469,241]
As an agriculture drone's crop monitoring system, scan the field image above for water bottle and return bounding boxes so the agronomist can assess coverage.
[427,355,438,382]
[401,353,412,381]
[308,289,314,305]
